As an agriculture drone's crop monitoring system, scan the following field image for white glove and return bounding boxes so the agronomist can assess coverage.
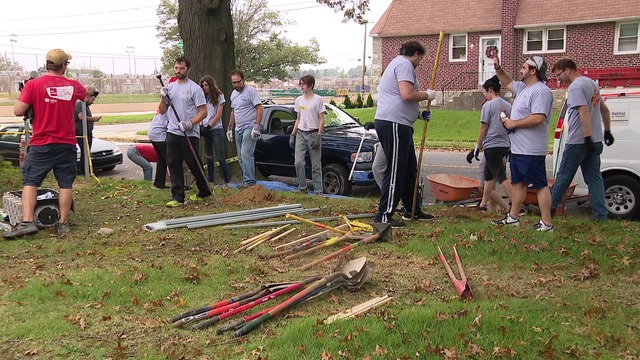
[251,123,262,140]
[226,130,233,142]
[425,89,436,101]
[160,87,171,105]
[178,121,193,132]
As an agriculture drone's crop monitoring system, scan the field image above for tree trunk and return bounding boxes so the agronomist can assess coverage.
[178,0,239,176]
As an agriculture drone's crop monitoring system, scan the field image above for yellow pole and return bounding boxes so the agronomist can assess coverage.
[411,31,445,219]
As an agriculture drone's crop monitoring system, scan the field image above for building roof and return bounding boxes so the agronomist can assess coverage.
[515,0,640,28]
[371,0,640,36]
[370,0,502,37]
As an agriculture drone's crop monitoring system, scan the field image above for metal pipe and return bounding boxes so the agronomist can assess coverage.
[186,208,318,229]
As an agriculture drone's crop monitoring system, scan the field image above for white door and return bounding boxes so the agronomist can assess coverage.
[479,36,501,86]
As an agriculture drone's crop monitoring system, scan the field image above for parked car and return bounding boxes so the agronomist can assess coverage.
[254,104,378,195]
[0,124,123,172]
[552,89,640,220]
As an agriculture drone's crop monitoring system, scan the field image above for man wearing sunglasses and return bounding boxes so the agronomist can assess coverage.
[491,54,555,232]
[4,49,87,239]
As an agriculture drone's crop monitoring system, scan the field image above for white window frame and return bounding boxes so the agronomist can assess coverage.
[449,33,468,62]
[523,27,566,54]
[614,22,640,54]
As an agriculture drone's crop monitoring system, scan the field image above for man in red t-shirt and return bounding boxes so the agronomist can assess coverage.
[3,49,87,239]
[126,143,159,181]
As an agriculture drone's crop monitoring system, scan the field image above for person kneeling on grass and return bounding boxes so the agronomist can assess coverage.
[127,143,158,182]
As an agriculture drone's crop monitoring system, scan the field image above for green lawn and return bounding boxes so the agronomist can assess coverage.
[0,93,160,106]
[0,168,638,359]
[345,108,560,150]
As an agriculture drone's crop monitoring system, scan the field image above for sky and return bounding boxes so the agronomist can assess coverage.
[0,0,392,76]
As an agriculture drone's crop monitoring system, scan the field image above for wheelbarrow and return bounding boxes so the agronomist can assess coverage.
[427,174,482,206]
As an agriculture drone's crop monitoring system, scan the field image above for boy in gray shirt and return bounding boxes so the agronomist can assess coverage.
[550,58,613,220]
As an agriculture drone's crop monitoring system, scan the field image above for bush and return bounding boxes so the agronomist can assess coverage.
[356,93,364,108]
[366,93,374,108]
[343,95,352,109]
[329,99,337,107]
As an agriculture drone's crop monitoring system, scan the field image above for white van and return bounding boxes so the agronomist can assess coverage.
[552,89,640,220]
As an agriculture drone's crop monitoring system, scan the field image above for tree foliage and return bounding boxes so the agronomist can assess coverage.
[316,0,370,24]
[0,53,21,72]
[156,0,325,82]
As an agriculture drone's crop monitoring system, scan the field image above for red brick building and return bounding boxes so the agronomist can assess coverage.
[370,0,640,91]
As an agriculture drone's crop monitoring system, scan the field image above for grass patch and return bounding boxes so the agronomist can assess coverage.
[1,171,639,359]
[345,108,560,150]
[0,93,160,106]
[97,113,155,125]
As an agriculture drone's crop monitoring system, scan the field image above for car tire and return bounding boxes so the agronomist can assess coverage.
[322,163,352,196]
[604,174,640,220]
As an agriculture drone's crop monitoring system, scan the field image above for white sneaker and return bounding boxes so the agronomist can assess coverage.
[533,220,554,232]
[491,214,520,226]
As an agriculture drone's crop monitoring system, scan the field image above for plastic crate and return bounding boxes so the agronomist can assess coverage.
[2,189,61,229]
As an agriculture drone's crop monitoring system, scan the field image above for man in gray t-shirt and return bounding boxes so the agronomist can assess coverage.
[491,55,555,232]
[228,69,263,187]
[373,41,436,227]
[158,56,210,207]
[550,58,614,220]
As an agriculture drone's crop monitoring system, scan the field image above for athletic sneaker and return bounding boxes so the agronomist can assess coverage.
[2,221,38,239]
[491,214,520,226]
[518,206,528,216]
[374,216,405,228]
[402,210,435,221]
[56,222,70,235]
[533,220,554,232]
[189,194,209,202]
[166,200,184,208]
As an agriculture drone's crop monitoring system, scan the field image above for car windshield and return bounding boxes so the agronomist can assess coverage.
[324,106,360,128]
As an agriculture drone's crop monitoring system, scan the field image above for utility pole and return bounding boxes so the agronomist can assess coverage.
[126,46,134,77]
[361,22,367,97]
[9,34,17,99]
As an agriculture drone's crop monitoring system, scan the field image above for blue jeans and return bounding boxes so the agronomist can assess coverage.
[294,130,322,193]
[202,128,231,183]
[235,127,257,185]
[551,142,607,220]
[127,145,153,181]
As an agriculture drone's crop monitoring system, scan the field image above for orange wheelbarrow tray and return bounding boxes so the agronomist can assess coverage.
[427,174,482,204]
[524,178,577,206]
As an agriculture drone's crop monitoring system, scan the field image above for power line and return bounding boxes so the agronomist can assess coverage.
[0,6,156,21]
[8,20,157,34]
[1,25,157,37]
[0,45,161,58]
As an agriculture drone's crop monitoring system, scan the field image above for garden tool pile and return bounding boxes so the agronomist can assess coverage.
[170,257,371,336]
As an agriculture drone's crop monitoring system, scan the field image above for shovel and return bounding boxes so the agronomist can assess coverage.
[234,257,371,337]
[298,223,391,271]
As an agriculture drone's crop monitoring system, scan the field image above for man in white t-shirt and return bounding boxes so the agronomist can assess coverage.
[290,75,326,194]
[491,54,554,231]
[550,58,613,220]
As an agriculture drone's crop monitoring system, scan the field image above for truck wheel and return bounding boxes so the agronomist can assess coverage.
[322,163,352,196]
[604,174,640,220]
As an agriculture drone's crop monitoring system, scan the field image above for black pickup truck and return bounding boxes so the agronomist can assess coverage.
[255,104,378,195]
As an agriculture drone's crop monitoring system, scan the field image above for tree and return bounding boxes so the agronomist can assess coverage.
[157,0,325,83]
[366,93,374,108]
[0,53,21,72]
[156,0,181,74]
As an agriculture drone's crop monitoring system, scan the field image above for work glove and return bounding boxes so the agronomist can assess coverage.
[311,135,321,150]
[251,123,262,139]
[160,87,171,106]
[364,122,375,130]
[420,110,432,121]
[584,136,595,152]
[466,147,480,164]
[289,134,295,149]
[425,89,436,101]
[178,121,193,132]
[226,129,233,142]
[604,130,614,146]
